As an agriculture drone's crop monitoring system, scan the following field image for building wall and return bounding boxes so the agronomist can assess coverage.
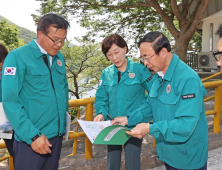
[201,0,222,52]
[202,0,222,19]
[202,15,222,52]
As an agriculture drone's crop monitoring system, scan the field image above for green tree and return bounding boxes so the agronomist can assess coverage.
[33,0,211,61]
[0,19,25,51]
[62,38,111,99]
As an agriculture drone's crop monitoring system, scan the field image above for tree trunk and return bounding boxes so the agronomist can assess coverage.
[73,75,80,99]
[173,37,190,62]
[154,0,212,61]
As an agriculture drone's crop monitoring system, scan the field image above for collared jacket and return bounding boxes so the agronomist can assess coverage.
[127,53,208,169]
[2,39,69,145]
[95,57,153,129]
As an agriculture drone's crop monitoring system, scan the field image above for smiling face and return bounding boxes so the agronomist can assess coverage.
[37,26,67,56]
[139,42,168,73]
[106,43,127,72]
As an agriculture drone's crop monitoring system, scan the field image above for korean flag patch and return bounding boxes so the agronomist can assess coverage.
[98,80,103,86]
[4,67,16,75]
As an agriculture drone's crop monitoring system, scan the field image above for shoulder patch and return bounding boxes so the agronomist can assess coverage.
[146,76,152,82]
[182,94,196,100]
[4,67,16,75]
[98,80,103,86]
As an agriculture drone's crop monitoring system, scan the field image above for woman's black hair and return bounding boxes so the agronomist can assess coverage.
[101,34,128,57]
[0,43,8,62]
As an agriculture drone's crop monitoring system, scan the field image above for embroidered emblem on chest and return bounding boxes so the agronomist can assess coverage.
[57,60,62,66]
[129,73,135,79]
[166,84,171,93]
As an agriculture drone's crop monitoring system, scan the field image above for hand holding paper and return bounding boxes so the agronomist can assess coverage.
[126,123,150,139]
[94,114,104,122]
[111,116,128,126]
[78,120,132,145]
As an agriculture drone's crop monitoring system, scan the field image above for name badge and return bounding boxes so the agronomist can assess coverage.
[146,76,152,82]
[182,93,196,100]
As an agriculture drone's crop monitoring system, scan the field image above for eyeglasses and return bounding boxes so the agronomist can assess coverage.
[42,31,67,45]
[212,51,222,61]
[140,53,155,63]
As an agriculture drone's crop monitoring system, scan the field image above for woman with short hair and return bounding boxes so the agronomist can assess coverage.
[94,34,153,170]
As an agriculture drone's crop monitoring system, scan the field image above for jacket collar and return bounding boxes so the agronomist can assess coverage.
[113,57,132,74]
[29,39,58,59]
[29,39,45,59]
[162,53,179,81]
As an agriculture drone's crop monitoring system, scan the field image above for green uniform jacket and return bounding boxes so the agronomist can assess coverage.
[95,58,153,129]
[127,53,208,169]
[2,39,69,145]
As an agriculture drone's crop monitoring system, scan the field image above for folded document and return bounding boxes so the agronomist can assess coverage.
[77,120,131,145]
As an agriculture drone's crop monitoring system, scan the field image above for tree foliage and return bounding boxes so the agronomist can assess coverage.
[0,19,25,51]
[33,0,211,61]
[61,38,111,99]
[0,15,37,46]
[18,27,37,44]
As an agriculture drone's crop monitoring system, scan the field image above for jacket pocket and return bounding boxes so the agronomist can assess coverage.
[28,69,50,88]
[103,80,118,93]
[55,67,67,88]
[123,79,144,99]
[158,95,178,120]
[123,78,140,86]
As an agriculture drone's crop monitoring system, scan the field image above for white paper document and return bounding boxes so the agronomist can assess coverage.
[77,120,132,145]
[77,119,112,143]
[64,112,71,140]
[0,102,12,139]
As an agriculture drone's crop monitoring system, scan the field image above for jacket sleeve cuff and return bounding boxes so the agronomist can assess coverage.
[27,131,42,145]
[126,111,143,127]
[149,123,159,138]
[97,110,107,121]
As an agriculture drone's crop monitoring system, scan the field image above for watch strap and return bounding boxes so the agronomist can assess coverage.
[31,134,40,142]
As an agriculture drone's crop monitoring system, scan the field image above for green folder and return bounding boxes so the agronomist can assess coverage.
[93,125,132,145]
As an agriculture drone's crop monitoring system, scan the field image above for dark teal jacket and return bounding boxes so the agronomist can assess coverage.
[95,58,153,129]
[127,53,208,169]
[2,39,69,144]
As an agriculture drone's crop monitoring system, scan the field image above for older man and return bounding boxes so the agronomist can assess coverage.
[214,24,222,71]
[113,31,208,170]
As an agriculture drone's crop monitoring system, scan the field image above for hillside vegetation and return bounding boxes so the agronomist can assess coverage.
[0,15,36,44]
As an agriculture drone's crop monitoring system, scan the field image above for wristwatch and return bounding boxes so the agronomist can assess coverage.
[31,134,40,142]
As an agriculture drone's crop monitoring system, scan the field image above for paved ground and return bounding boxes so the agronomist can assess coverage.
[145,147,222,170]
[1,88,222,170]
[54,114,222,170]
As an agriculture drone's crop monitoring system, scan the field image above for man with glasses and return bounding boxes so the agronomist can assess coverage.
[2,13,69,170]
[214,24,222,72]
[113,31,208,170]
